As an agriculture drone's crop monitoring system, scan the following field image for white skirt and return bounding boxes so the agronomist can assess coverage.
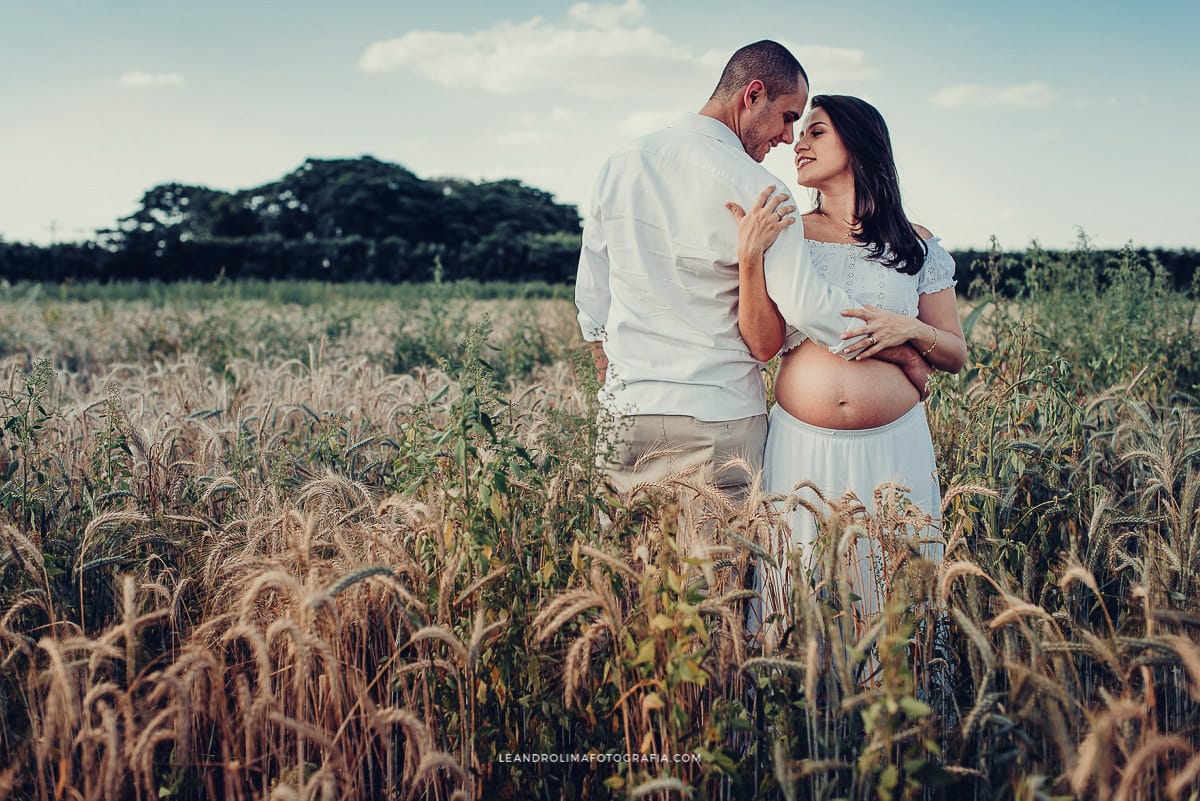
[751,403,944,641]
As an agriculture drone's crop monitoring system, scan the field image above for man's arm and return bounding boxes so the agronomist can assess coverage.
[760,214,866,357]
[733,182,928,393]
[587,341,609,387]
[575,168,612,384]
[874,345,933,399]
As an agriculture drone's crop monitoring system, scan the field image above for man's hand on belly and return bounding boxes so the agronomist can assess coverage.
[873,345,932,400]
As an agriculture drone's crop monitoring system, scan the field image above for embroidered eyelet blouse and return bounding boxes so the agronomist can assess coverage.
[781,236,957,352]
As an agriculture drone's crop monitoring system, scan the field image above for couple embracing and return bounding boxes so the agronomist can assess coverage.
[574,40,965,643]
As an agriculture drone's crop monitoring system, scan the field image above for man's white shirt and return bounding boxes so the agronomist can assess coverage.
[575,113,861,421]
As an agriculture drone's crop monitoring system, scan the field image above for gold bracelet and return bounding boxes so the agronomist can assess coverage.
[920,327,939,358]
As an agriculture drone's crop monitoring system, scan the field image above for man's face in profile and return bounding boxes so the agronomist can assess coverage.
[740,79,808,163]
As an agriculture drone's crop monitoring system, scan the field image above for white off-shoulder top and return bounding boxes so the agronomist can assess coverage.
[782,236,957,352]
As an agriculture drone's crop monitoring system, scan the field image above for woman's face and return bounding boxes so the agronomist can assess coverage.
[793,107,850,188]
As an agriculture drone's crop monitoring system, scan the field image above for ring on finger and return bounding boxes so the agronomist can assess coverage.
[868,335,878,345]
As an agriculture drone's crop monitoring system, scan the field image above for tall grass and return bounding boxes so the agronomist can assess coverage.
[1,242,1198,800]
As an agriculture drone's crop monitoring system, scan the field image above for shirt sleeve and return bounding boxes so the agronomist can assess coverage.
[780,325,808,353]
[917,237,958,295]
[574,165,611,343]
[762,215,864,357]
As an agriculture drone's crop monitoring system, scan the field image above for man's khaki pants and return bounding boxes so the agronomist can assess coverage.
[599,413,767,503]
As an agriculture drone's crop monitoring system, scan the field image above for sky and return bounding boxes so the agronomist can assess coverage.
[1,0,1198,250]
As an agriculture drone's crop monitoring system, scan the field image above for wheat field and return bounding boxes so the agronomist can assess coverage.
[1,248,1199,801]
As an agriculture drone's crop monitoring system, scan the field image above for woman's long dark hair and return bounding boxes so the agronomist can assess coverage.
[811,95,926,275]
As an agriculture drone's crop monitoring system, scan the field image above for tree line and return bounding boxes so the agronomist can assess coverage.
[0,155,1196,294]
[0,157,582,284]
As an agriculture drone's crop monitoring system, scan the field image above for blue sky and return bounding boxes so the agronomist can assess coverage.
[1,0,1197,249]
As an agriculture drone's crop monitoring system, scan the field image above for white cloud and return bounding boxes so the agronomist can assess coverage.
[358,13,873,99]
[568,0,645,28]
[779,43,878,86]
[931,80,1058,109]
[119,71,185,89]
[359,19,690,98]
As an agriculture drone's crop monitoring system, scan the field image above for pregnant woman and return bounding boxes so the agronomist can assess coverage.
[728,95,966,644]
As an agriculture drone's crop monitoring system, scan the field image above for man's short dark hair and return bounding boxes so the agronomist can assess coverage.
[710,40,808,102]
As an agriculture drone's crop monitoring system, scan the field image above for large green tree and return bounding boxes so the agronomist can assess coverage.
[91,156,582,282]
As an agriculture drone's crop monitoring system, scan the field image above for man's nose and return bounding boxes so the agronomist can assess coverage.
[781,124,795,145]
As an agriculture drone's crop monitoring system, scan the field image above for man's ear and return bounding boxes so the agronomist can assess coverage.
[742,79,766,109]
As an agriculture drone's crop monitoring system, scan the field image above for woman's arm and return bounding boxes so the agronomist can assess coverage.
[839,226,966,373]
[913,288,967,373]
[736,241,786,361]
[839,288,966,373]
[725,186,795,361]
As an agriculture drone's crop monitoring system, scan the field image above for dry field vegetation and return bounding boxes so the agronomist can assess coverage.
[1,245,1199,801]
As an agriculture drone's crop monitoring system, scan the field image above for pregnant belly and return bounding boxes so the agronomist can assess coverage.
[773,340,920,430]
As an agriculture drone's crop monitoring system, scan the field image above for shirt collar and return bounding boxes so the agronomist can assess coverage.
[670,113,746,153]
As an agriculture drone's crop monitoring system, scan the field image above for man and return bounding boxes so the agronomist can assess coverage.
[575,40,929,501]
